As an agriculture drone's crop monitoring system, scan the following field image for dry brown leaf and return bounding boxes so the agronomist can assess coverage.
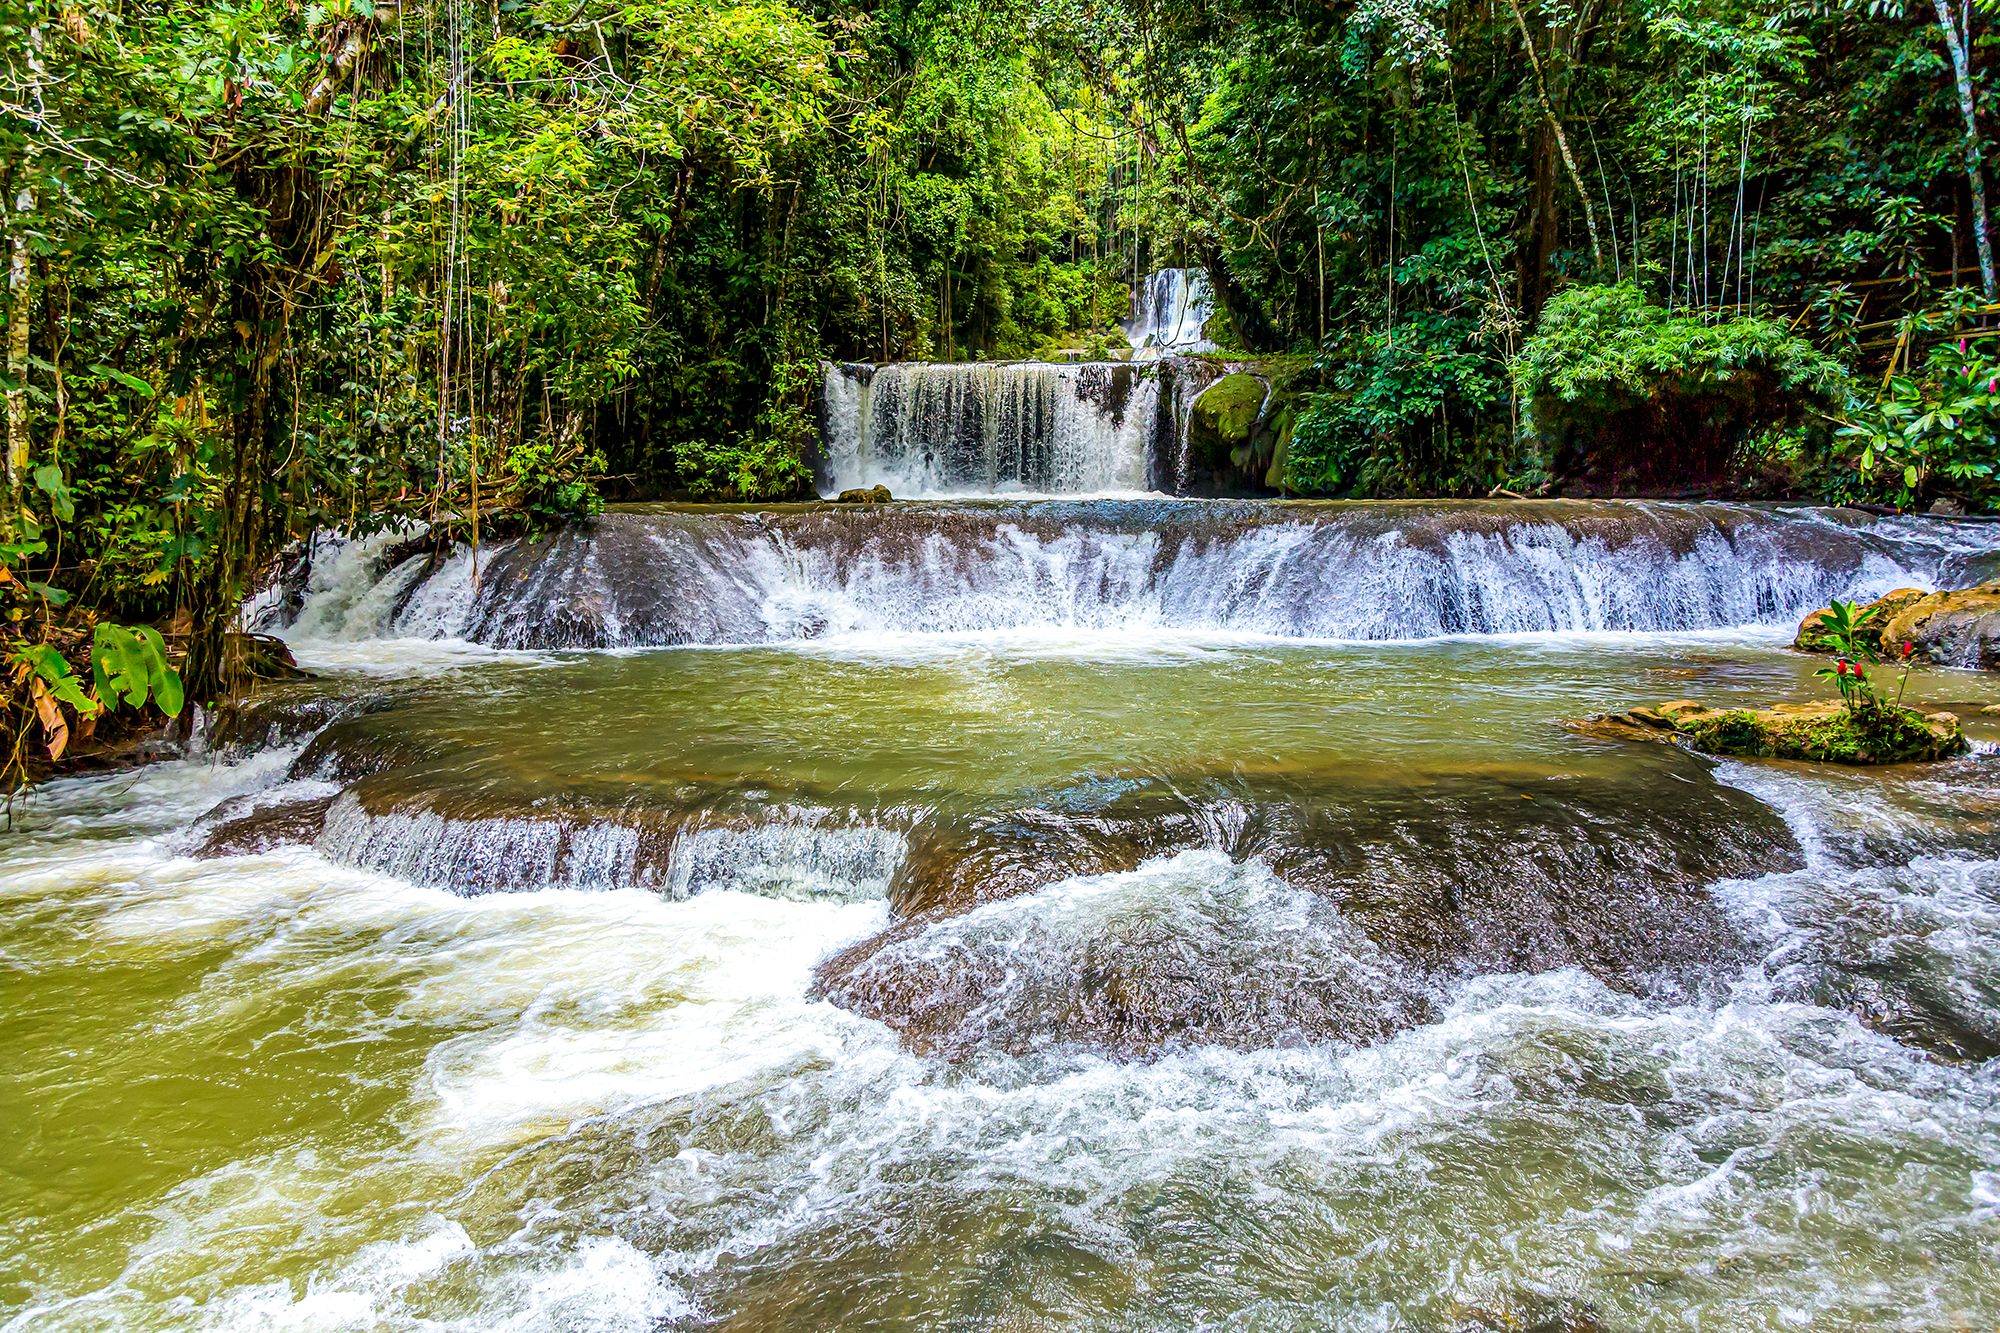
[29,678,70,761]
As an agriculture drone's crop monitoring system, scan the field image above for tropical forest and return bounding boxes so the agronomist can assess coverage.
[6,0,2000,1324]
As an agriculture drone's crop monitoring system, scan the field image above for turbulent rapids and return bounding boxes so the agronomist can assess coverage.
[274,498,1981,649]
[10,493,2000,1329]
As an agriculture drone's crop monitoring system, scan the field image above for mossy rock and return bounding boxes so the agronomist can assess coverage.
[1793,588,1926,654]
[1187,373,1269,466]
[1263,407,1296,492]
[1571,697,1966,765]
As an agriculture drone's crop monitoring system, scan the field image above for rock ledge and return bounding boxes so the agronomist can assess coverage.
[1569,698,1967,765]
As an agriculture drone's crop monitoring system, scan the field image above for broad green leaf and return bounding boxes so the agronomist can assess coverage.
[86,364,155,396]
[32,463,75,521]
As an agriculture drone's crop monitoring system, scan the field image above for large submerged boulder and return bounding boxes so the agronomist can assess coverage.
[1571,698,1967,765]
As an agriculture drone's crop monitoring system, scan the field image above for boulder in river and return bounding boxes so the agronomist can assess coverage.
[1570,697,1967,764]
[1186,372,1267,463]
[833,484,893,504]
[1879,582,2000,669]
[1794,581,2000,668]
[1793,588,1927,654]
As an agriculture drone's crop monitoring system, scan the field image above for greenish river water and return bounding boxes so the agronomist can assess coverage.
[6,500,2000,1329]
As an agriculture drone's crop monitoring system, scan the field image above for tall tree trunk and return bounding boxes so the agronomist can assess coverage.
[1523,128,1561,321]
[6,10,42,530]
[183,280,279,703]
[6,180,28,528]
[1934,0,1996,298]
[1502,0,1602,269]
[1192,236,1279,353]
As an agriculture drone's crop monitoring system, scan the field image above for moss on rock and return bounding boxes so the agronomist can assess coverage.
[1569,697,1966,765]
[1187,373,1268,465]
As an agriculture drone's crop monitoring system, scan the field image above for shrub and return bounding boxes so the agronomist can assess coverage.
[1513,284,1849,494]
[670,358,817,501]
[497,430,607,532]
[1833,336,2000,512]
[1284,313,1511,497]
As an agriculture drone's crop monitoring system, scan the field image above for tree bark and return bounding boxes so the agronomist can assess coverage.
[1193,236,1280,354]
[6,180,29,528]
[1933,0,1996,299]
[6,11,43,530]
[1502,0,1602,270]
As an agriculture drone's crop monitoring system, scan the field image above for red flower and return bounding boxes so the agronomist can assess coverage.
[1835,660,1850,676]
[1903,640,1914,658]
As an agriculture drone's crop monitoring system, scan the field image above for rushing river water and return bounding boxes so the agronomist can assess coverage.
[7,500,2000,1329]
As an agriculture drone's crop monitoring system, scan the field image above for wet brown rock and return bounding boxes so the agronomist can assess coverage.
[1794,588,1927,654]
[192,793,338,856]
[1879,582,2000,669]
[818,762,1781,1059]
[833,485,893,504]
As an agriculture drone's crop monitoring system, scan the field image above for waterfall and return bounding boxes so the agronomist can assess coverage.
[276,500,1983,651]
[313,790,903,898]
[1124,268,1217,358]
[819,361,1162,497]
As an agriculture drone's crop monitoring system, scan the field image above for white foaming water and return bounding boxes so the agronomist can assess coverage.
[657,822,905,902]
[1124,267,1217,358]
[828,850,1428,1054]
[275,502,1963,652]
[279,529,429,640]
[819,362,1161,496]
[316,792,646,892]
[312,793,906,900]
[11,746,2000,1328]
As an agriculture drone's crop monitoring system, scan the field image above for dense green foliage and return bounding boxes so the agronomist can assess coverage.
[1835,335,2000,509]
[3,0,1999,719]
[1513,284,1847,493]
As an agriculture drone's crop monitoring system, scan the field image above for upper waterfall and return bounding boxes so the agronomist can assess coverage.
[817,268,1230,498]
[819,361,1165,497]
[1124,268,1217,358]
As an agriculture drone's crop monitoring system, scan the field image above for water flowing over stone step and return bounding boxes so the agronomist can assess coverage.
[274,500,1979,651]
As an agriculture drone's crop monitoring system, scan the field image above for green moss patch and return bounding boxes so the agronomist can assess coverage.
[1570,697,1967,766]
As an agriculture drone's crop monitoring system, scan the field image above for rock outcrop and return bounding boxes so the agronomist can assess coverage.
[1185,372,1268,466]
[1569,697,1967,765]
[1795,582,2000,669]
[1880,583,2000,670]
[1794,588,1927,654]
